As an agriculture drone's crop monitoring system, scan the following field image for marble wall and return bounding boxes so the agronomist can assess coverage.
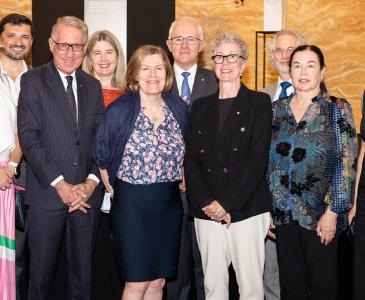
[176,0,265,89]
[0,1,31,21]
[286,0,365,128]
[176,0,365,127]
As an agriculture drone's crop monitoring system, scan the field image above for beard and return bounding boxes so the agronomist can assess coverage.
[1,44,28,60]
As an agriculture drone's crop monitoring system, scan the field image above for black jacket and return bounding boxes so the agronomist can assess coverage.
[185,84,272,222]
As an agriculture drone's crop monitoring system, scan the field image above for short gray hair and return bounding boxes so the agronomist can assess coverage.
[168,16,203,40]
[268,29,305,53]
[51,16,88,43]
[211,33,248,60]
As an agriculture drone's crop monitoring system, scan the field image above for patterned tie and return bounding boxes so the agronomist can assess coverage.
[181,72,191,105]
[65,75,77,125]
[278,81,292,100]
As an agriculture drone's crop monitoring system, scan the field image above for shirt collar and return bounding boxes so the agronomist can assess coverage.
[0,60,28,76]
[173,63,197,77]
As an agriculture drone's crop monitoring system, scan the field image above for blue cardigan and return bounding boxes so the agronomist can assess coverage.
[93,91,189,186]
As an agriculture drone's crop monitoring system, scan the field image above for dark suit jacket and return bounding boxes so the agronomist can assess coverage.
[18,60,104,210]
[185,84,272,222]
[172,66,218,103]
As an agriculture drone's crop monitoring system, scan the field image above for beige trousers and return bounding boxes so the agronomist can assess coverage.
[194,212,270,300]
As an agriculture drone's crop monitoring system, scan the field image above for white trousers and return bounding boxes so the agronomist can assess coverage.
[194,212,270,300]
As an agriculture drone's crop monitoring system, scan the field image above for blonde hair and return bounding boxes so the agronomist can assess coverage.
[82,30,126,90]
[51,16,88,43]
[125,45,173,92]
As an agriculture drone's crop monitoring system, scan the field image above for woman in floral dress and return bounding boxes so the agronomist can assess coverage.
[93,45,188,300]
[267,45,357,300]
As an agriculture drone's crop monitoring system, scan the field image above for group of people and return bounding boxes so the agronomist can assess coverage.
[0,11,364,300]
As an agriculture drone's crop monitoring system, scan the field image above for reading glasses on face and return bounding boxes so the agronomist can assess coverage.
[52,40,85,52]
[169,36,202,45]
[211,54,245,64]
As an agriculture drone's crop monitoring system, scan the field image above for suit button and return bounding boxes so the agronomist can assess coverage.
[223,167,228,173]
[233,147,238,151]
[76,141,80,146]
[72,162,78,168]
[200,149,205,153]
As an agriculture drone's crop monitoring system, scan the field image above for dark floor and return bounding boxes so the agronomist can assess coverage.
[18,220,353,300]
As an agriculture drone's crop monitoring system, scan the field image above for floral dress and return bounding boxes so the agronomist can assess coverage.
[117,105,185,183]
[267,93,357,230]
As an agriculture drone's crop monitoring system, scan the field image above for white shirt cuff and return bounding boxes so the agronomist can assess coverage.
[87,174,100,185]
[51,175,64,187]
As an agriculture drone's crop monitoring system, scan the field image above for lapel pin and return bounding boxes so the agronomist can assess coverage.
[201,78,206,82]
[240,127,246,132]
[236,111,240,115]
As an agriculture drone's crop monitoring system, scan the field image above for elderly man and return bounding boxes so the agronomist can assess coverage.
[0,13,33,300]
[262,29,305,300]
[166,16,218,300]
[18,16,104,300]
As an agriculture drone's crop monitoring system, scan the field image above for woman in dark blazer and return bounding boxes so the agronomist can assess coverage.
[93,45,188,300]
[184,33,272,300]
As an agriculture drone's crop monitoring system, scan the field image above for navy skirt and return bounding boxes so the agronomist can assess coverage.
[110,179,183,281]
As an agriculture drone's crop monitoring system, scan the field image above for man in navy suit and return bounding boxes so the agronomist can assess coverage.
[166,16,218,300]
[18,16,104,300]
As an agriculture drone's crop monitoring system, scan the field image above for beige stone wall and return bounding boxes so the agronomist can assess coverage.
[176,0,265,89]
[0,1,31,20]
[285,0,364,128]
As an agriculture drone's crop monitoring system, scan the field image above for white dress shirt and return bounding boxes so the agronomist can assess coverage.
[174,63,198,96]
[273,78,294,102]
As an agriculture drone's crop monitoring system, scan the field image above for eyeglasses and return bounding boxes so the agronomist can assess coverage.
[52,39,85,52]
[274,47,295,55]
[169,36,202,45]
[211,54,245,64]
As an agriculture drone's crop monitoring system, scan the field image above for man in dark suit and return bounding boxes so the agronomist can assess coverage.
[17,16,104,300]
[166,16,218,300]
[262,29,305,300]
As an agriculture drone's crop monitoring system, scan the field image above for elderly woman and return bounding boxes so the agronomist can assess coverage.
[267,45,357,300]
[184,33,272,300]
[83,30,126,107]
[93,45,188,300]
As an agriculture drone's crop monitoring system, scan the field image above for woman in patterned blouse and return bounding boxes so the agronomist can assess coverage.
[267,45,357,300]
[93,45,188,300]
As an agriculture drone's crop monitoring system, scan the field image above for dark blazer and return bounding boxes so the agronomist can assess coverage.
[18,60,105,209]
[172,66,218,103]
[93,91,189,187]
[185,84,272,222]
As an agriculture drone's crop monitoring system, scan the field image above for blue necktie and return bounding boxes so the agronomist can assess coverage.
[181,72,191,105]
[278,81,292,100]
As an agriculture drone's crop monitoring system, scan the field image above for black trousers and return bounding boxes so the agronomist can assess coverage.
[27,206,100,300]
[276,219,339,300]
[353,185,365,300]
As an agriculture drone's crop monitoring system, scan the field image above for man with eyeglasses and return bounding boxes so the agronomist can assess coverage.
[18,16,104,300]
[262,28,305,300]
[166,16,217,300]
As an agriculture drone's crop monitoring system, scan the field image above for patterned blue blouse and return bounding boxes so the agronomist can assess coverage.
[116,105,185,184]
[267,93,357,230]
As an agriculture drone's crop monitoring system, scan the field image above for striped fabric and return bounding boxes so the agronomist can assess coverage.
[0,161,15,300]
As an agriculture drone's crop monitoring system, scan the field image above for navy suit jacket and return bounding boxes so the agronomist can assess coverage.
[18,60,104,209]
[172,66,218,104]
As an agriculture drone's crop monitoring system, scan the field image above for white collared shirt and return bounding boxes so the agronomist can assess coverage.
[174,64,198,96]
[0,60,28,106]
[273,77,295,102]
[56,69,79,120]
